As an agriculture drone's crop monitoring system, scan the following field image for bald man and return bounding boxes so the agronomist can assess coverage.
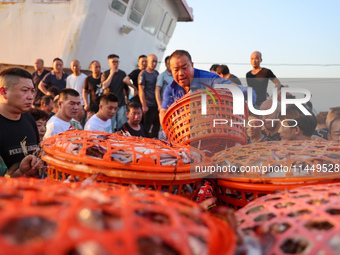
[66,60,87,106]
[246,51,281,109]
[138,54,159,138]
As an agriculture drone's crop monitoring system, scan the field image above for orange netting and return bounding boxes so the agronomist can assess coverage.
[212,140,340,209]
[0,177,235,255]
[236,183,340,255]
[41,130,212,200]
[162,89,248,154]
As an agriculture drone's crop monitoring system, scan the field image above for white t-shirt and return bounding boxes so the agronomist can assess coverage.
[44,116,82,139]
[66,73,87,105]
[84,114,112,133]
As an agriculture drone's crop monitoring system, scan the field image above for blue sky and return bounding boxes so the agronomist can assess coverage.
[163,0,340,78]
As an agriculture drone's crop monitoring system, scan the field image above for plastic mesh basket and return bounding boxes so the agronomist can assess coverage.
[0,177,235,255]
[236,183,340,255]
[212,140,340,209]
[162,89,248,154]
[42,130,212,200]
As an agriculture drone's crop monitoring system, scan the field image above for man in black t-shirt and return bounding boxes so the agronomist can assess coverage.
[32,58,50,108]
[118,102,146,137]
[83,60,103,110]
[0,68,43,177]
[123,55,147,104]
[246,51,281,108]
[102,54,129,131]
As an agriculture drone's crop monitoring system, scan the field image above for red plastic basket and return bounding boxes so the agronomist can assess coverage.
[236,183,340,255]
[42,130,212,200]
[162,89,248,154]
[0,177,235,255]
[212,140,340,209]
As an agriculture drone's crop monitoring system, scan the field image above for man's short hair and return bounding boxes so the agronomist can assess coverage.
[0,67,32,89]
[210,64,219,72]
[53,58,63,64]
[281,104,317,137]
[100,93,118,105]
[59,88,79,102]
[28,108,49,121]
[329,115,340,134]
[139,55,147,60]
[327,107,340,126]
[127,102,142,113]
[108,54,119,60]
[88,104,99,113]
[36,59,44,65]
[47,86,59,97]
[89,60,100,68]
[170,50,192,62]
[216,65,230,75]
[316,111,328,125]
[165,56,170,63]
[40,95,54,108]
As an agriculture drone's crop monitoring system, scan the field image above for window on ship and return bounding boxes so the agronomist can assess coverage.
[128,0,148,25]
[142,0,163,35]
[111,0,129,15]
[158,12,176,44]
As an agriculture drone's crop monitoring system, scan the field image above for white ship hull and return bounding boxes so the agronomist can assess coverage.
[0,0,193,72]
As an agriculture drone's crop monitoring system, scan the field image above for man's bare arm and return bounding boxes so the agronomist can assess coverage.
[159,108,167,124]
[272,77,281,88]
[38,81,48,95]
[123,76,137,95]
[102,69,117,89]
[155,86,162,111]
[83,89,90,111]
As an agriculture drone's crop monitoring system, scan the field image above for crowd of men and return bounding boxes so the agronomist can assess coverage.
[0,50,339,177]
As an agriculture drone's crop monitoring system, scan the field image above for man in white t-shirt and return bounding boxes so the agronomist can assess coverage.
[44,88,81,139]
[66,60,87,106]
[84,93,118,132]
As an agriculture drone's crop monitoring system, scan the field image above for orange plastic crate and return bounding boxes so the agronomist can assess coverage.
[0,177,235,255]
[212,140,340,209]
[162,89,248,154]
[42,130,212,200]
[236,183,340,254]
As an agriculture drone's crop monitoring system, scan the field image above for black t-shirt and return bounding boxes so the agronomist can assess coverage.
[128,69,142,88]
[0,113,39,170]
[101,69,127,107]
[246,68,276,105]
[32,69,50,106]
[229,74,242,85]
[128,69,142,103]
[84,75,103,105]
[118,122,146,137]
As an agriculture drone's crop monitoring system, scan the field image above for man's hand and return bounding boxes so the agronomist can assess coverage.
[159,108,167,124]
[84,103,89,111]
[142,105,149,114]
[110,68,118,76]
[15,155,43,177]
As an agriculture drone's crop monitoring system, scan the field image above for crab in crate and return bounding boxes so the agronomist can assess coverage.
[212,140,340,209]
[236,183,340,254]
[0,177,236,255]
[41,130,212,200]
